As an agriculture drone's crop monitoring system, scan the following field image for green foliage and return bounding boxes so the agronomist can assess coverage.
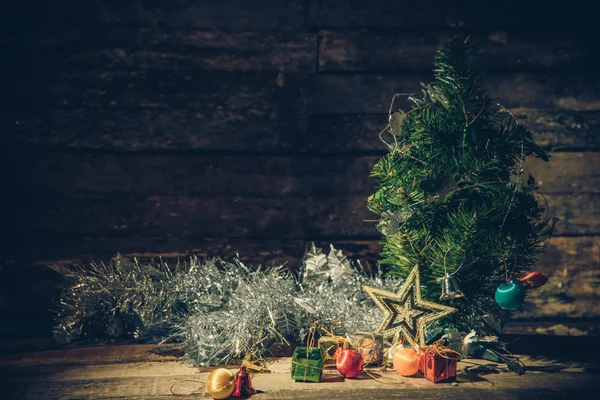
[368,38,552,332]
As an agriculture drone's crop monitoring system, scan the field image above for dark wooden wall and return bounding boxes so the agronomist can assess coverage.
[1,1,599,339]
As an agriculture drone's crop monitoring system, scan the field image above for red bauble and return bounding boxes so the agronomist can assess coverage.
[519,271,548,289]
[336,349,364,378]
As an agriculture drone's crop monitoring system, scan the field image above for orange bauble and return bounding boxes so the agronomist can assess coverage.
[392,347,420,376]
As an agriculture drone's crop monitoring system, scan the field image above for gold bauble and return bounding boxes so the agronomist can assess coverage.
[206,368,235,399]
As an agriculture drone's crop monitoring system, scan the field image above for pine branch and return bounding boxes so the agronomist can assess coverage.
[368,37,554,333]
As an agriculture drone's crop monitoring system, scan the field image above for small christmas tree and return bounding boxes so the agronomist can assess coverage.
[367,37,555,334]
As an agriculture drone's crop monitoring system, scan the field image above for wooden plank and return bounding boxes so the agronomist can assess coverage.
[547,194,600,235]
[2,108,303,151]
[0,344,181,367]
[309,73,600,114]
[13,195,306,238]
[7,83,597,152]
[11,152,308,197]
[306,194,600,237]
[513,108,600,149]
[0,356,597,399]
[3,108,596,152]
[307,114,389,153]
[12,152,594,198]
[319,30,592,71]
[503,320,600,336]
[17,0,305,30]
[308,0,592,29]
[309,74,424,114]
[5,238,306,270]
[4,71,307,151]
[4,383,598,400]
[87,388,600,400]
[16,69,308,110]
[307,110,600,152]
[0,345,595,372]
[525,152,600,193]
[10,191,597,241]
[0,339,57,354]
[7,153,379,197]
[27,26,316,72]
[518,236,600,320]
[307,196,379,237]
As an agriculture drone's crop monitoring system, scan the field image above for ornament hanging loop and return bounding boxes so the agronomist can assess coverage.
[438,248,465,301]
[439,274,465,301]
[379,126,399,152]
[379,93,412,152]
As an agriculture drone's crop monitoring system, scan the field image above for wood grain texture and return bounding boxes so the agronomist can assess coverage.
[3,108,302,151]
[544,194,600,235]
[512,109,600,149]
[0,344,181,367]
[4,108,597,151]
[319,30,593,71]
[5,71,307,150]
[525,153,600,194]
[517,236,600,320]
[9,175,599,243]
[17,69,308,110]
[309,73,600,114]
[308,110,600,153]
[307,194,600,237]
[11,152,596,198]
[3,363,596,400]
[14,195,306,238]
[8,378,592,400]
[27,27,316,72]
[502,320,600,336]
[17,0,306,30]
[8,152,378,197]
[7,75,598,151]
[0,347,598,400]
[308,0,593,29]
[307,196,383,238]
[6,238,306,268]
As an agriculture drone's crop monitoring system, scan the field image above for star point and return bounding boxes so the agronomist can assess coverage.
[363,264,457,347]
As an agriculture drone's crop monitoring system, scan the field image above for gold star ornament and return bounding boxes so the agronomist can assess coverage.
[363,264,456,348]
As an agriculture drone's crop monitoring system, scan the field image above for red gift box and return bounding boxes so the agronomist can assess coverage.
[419,347,458,383]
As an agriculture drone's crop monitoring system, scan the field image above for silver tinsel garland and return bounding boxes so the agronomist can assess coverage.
[297,244,401,336]
[53,255,245,344]
[180,268,304,366]
[53,245,401,366]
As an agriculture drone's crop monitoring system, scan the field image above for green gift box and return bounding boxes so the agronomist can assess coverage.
[291,347,323,382]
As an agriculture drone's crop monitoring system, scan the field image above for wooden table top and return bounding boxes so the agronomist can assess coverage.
[0,344,597,399]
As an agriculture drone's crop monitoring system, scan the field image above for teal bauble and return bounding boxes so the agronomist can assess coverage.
[495,282,526,310]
